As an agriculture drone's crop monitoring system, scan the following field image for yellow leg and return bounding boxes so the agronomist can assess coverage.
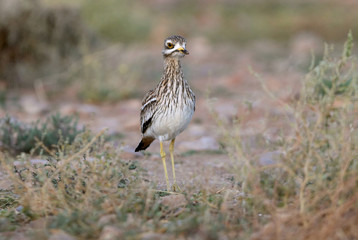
[170,139,181,192]
[160,141,170,191]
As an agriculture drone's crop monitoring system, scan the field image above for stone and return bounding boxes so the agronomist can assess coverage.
[178,136,220,151]
[160,194,187,210]
[8,232,30,240]
[48,230,76,240]
[119,145,143,159]
[59,103,99,117]
[59,103,77,116]
[259,151,281,166]
[27,218,48,229]
[98,214,117,227]
[140,232,165,240]
[13,158,49,168]
[99,226,123,240]
[76,104,99,117]
[20,95,49,115]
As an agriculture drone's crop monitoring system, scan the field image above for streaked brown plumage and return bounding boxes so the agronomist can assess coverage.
[135,35,195,191]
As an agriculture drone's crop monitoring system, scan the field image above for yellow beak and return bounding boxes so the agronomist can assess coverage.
[177,47,189,55]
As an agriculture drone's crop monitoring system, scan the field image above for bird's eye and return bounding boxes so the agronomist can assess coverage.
[167,43,174,48]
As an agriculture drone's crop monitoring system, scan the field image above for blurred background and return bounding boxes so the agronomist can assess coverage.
[1,0,358,138]
[2,1,358,238]
[1,0,358,87]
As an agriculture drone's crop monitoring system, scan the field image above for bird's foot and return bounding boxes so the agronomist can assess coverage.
[171,183,182,192]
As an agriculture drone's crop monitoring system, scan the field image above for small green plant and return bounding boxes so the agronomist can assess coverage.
[0,191,17,209]
[306,31,357,101]
[0,113,85,155]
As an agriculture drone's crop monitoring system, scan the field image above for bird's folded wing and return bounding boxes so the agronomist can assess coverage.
[140,90,157,134]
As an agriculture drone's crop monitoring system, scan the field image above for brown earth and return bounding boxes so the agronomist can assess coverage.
[0,34,321,192]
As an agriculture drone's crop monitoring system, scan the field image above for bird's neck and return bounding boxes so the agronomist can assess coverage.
[162,57,183,82]
[159,57,184,92]
[157,57,191,99]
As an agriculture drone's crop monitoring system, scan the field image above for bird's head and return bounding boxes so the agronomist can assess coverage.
[162,35,189,59]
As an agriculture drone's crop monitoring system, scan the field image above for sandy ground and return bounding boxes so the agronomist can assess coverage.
[0,35,321,191]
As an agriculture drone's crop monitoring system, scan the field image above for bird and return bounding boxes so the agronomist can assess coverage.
[135,35,195,192]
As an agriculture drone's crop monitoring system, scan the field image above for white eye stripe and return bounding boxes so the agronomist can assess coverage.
[173,43,185,50]
[162,42,187,56]
[165,41,186,48]
[165,40,173,46]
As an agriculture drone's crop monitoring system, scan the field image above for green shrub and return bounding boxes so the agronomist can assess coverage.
[1,129,146,238]
[0,113,85,155]
[0,0,96,88]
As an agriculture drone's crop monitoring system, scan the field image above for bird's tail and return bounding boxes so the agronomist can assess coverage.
[135,137,155,152]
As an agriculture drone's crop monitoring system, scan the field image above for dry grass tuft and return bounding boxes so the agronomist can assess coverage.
[215,32,358,240]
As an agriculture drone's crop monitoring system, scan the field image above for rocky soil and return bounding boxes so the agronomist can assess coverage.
[0,34,322,193]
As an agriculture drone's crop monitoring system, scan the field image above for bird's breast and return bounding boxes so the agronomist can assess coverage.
[150,98,195,141]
